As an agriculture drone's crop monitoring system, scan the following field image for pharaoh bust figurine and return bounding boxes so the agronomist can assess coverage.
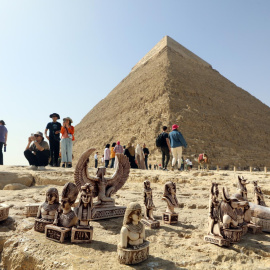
[53,182,79,228]
[37,188,60,221]
[162,181,179,214]
[143,180,155,220]
[119,202,145,248]
[74,183,93,229]
[118,202,150,264]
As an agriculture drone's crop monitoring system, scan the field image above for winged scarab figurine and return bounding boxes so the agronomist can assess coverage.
[74,148,130,220]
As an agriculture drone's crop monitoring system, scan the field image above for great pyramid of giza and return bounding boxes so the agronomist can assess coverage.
[73,36,270,168]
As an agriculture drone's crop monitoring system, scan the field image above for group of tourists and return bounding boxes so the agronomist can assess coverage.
[24,113,75,170]
[93,142,149,170]
[1,116,187,172]
[156,124,188,171]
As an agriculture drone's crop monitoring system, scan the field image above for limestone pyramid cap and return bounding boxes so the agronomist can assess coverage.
[132,35,211,72]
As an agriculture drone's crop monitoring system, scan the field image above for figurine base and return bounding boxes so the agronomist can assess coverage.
[247,223,262,234]
[162,212,178,224]
[0,204,9,222]
[118,241,150,265]
[204,235,230,247]
[141,218,160,229]
[222,227,242,243]
[90,205,126,220]
[251,217,270,232]
[71,227,93,243]
[24,203,41,217]
[45,225,71,243]
[34,219,52,233]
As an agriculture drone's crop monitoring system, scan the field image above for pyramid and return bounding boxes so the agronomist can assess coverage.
[74,36,270,168]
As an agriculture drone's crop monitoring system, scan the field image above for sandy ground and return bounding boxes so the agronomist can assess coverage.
[0,165,270,270]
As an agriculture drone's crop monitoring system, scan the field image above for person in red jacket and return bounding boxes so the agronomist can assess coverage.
[60,117,74,168]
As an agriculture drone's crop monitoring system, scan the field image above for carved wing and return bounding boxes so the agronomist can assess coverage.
[105,153,130,194]
[219,201,238,222]
[74,148,99,197]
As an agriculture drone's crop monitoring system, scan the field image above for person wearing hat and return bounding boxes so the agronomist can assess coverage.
[0,120,8,165]
[24,131,50,170]
[60,117,75,168]
[169,124,187,171]
[45,113,62,167]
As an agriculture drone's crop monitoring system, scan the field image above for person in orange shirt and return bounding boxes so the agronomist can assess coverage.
[60,117,74,168]
[110,142,116,168]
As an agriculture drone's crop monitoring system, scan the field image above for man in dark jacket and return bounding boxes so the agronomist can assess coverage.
[169,124,187,171]
[159,126,171,171]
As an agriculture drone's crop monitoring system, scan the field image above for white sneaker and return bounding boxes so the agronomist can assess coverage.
[38,166,46,171]
[27,165,38,170]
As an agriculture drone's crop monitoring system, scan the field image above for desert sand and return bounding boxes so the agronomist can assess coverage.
[1,165,270,270]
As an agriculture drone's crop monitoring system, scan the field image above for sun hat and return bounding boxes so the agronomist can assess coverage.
[0,120,6,125]
[50,113,60,119]
[63,117,73,123]
[34,131,44,137]
[172,124,179,130]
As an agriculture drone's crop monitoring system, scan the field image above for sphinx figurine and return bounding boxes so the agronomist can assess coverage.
[74,149,130,220]
[71,183,94,243]
[35,187,60,233]
[253,181,266,207]
[162,181,179,224]
[117,202,149,265]
[204,183,230,247]
[141,180,160,229]
[45,183,79,243]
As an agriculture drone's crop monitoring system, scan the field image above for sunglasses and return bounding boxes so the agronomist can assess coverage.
[34,135,41,137]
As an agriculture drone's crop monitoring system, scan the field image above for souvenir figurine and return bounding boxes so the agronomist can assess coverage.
[162,181,179,224]
[71,183,94,243]
[253,181,266,207]
[34,188,60,233]
[45,182,79,243]
[0,203,9,222]
[117,202,149,264]
[74,148,130,220]
[141,180,160,229]
[204,183,230,247]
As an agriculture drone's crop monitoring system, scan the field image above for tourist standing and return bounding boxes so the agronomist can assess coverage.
[24,131,50,170]
[143,143,149,170]
[124,143,138,169]
[110,142,116,168]
[169,124,187,171]
[60,117,74,168]
[0,120,8,165]
[114,141,124,168]
[94,152,98,168]
[104,144,111,168]
[45,113,61,167]
[157,126,171,171]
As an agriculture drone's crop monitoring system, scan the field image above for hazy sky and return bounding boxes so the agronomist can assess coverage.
[1,1,270,165]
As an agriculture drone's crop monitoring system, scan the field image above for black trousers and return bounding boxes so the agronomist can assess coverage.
[144,156,148,170]
[110,158,115,168]
[0,142,3,165]
[105,160,109,168]
[49,137,60,166]
[161,147,170,169]
[24,149,50,166]
[95,159,98,168]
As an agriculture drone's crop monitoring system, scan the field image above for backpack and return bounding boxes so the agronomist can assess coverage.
[156,133,166,147]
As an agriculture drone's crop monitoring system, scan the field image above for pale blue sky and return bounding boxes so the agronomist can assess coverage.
[1,1,269,165]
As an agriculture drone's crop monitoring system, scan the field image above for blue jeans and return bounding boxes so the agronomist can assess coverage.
[61,138,73,162]
[110,158,115,168]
